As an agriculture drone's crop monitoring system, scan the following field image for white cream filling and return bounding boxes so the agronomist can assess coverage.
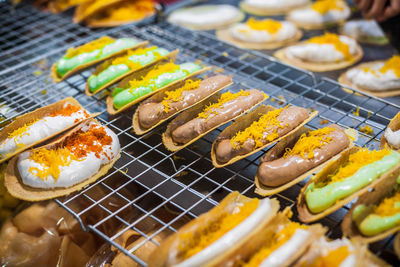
[168,5,241,27]
[0,109,88,157]
[175,198,272,267]
[314,238,356,267]
[285,35,357,63]
[259,229,310,267]
[17,121,120,189]
[384,128,400,149]
[345,63,400,91]
[340,254,356,267]
[230,21,297,43]
[342,20,385,39]
[288,3,350,25]
[243,0,308,9]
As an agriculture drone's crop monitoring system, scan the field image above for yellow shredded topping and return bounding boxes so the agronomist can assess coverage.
[373,190,400,217]
[197,90,252,119]
[179,198,259,260]
[327,148,391,184]
[128,62,181,90]
[284,127,335,159]
[243,222,308,267]
[380,55,400,77]
[231,107,286,150]
[359,125,373,135]
[161,79,201,113]
[96,0,154,22]
[312,0,344,14]
[8,119,39,139]
[307,33,352,61]
[65,36,114,58]
[363,56,400,78]
[246,18,282,34]
[307,245,350,267]
[111,46,159,69]
[28,148,79,182]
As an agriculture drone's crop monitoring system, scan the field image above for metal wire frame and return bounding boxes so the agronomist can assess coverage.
[1,4,400,266]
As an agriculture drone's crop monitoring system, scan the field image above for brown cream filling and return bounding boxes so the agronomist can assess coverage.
[215,106,309,163]
[257,124,349,187]
[137,75,232,129]
[171,89,265,144]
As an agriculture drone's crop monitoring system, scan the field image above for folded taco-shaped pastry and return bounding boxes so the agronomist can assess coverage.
[132,75,233,135]
[212,105,317,168]
[163,89,267,152]
[147,191,280,267]
[294,237,389,266]
[298,146,400,222]
[287,0,350,30]
[0,97,93,164]
[52,36,141,82]
[381,111,400,149]
[339,55,400,97]
[74,0,155,28]
[167,4,244,31]
[5,119,120,201]
[240,0,309,16]
[256,124,352,196]
[214,210,326,267]
[342,163,400,242]
[107,61,206,114]
[216,18,302,50]
[86,45,178,95]
[275,33,362,72]
[340,19,388,45]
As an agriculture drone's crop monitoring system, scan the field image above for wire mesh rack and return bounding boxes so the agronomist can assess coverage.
[1,2,400,266]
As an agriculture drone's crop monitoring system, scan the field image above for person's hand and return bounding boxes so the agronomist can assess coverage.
[353,0,400,22]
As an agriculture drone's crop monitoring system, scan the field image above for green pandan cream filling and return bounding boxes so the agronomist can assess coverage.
[88,47,169,92]
[354,177,400,236]
[112,62,202,109]
[305,150,400,214]
[56,37,138,77]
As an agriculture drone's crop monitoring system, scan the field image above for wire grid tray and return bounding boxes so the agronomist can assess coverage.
[1,5,400,267]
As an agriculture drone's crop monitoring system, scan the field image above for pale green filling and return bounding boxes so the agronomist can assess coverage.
[112,62,202,110]
[56,38,138,77]
[354,203,400,236]
[305,151,400,214]
[88,47,169,92]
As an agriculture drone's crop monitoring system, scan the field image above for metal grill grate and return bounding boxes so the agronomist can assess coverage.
[1,2,400,266]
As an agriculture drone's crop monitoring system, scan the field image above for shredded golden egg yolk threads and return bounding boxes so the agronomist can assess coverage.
[243,222,308,267]
[128,62,181,90]
[178,198,259,260]
[28,148,79,182]
[326,148,391,184]
[97,0,154,21]
[8,119,39,139]
[308,245,350,267]
[380,55,400,77]
[284,127,334,159]
[65,36,114,58]
[231,107,286,150]
[246,18,282,34]
[307,33,352,61]
[28,124,113,182]
[312,0,344,14]
[161,79,201,113]
[111,46,159,69]
[373,190,400,217]
[197,90,252,119]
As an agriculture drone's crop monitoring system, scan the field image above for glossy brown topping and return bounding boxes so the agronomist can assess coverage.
[257,124,349,187]
[215,106,309,163]
[171,89,265,144]
[138,75,232,129]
